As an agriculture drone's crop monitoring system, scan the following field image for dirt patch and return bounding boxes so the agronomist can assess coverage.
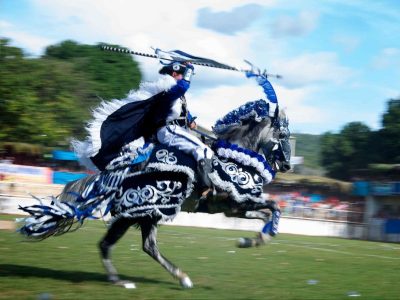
[0,220,15,230]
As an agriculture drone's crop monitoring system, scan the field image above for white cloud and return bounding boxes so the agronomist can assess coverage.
[0,20,53,55]
[197,4,263,35]
[188,81,326,131]
[270,52,354,88]
[275,85,328,124]
[0,20,12,29]
[372,47,400,69]
[332,34,360,53]
[28,1,265,72]
[270,10,320,37]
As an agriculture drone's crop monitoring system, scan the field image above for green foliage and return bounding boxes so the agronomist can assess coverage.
[45,40,141,100]
[379,99,400,163]
[320,122,372,179]
[0,38,141,149]
[318,97,400,179]
[302,99,400,180]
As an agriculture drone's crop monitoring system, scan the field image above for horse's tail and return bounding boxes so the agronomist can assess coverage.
[17,174,104,240]
[18,197,82,240]
[58,174,98,202]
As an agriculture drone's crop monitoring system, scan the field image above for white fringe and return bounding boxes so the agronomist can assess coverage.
[73,75,176,170]
[208,170,265,204]
[216,147,274,183]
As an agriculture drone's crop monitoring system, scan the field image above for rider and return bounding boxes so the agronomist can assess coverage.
[155,62,214,186]
[84,59,214,183]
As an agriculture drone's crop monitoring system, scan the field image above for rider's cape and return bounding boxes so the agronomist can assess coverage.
[73,75,187,171]
[90,94,161,170]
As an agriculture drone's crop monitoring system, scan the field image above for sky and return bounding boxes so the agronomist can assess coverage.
[1,0,399,134]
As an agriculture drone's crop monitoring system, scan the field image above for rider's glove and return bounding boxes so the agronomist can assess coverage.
[187,111,197,124]
[183,63,194,82]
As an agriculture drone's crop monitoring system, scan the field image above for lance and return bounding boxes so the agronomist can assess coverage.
[100,45,282,79]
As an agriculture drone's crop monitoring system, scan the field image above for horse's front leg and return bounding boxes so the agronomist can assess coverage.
[99,217,135,288]
[238,200,281,248]
[140,220,193,288]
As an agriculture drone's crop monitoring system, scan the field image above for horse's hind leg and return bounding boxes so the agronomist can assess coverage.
[140,219,193,288]
[99,217,134,286]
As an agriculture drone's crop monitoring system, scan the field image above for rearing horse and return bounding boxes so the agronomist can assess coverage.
[18,75,291,289]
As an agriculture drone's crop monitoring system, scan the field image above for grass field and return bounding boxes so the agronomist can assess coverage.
[1,214,399,300]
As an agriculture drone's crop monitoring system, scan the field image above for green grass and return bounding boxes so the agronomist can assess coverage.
[1,214,399,300]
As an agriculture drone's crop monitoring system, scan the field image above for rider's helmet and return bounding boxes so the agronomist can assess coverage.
[159,62,187,76]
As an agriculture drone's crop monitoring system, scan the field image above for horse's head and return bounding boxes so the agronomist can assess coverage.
[259,109,291,173]
[213,101,291,174]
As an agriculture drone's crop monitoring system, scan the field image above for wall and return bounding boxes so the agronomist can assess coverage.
[367,218,400,242]
[166,212,366,239]
[0,163,89,185]
[0,163,52,184]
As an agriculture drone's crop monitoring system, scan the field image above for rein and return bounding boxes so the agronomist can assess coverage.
[190,128,217,141]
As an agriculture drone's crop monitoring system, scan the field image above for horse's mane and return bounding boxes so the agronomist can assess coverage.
[278,108,288,126]
[215,119,272,151]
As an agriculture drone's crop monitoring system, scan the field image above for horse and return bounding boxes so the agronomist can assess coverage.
[18,99,291,289]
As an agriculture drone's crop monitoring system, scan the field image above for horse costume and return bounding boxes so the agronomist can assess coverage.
[18,67,291,289]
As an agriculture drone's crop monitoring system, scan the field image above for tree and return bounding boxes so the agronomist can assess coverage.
[320,122,372,180]
[380,98,400,163]
[44,40,141,100]
[0,39,142,151]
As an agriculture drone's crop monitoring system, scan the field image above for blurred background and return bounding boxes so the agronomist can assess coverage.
[1,0,400,242]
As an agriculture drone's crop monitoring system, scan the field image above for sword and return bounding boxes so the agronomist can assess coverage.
[100,45,282,78]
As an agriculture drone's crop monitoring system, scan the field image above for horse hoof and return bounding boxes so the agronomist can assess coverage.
[257,232,272,245]
[237,237,255,248]
[114,280,136,289]
[180,276,193,289]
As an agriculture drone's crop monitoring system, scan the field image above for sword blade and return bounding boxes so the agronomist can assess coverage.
[101,45,240,71]
[100,45,282,78]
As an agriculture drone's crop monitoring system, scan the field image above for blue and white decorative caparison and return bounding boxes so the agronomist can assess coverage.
[213,99,270,135]
[214,140,276,183]
[17,143,197,238]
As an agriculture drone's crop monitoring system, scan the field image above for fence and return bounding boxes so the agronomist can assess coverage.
[281,205,364,223]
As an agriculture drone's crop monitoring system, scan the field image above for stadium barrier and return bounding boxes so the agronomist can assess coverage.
[0,163,52,184]
[367,218,400,242]
[281,205,364,223]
